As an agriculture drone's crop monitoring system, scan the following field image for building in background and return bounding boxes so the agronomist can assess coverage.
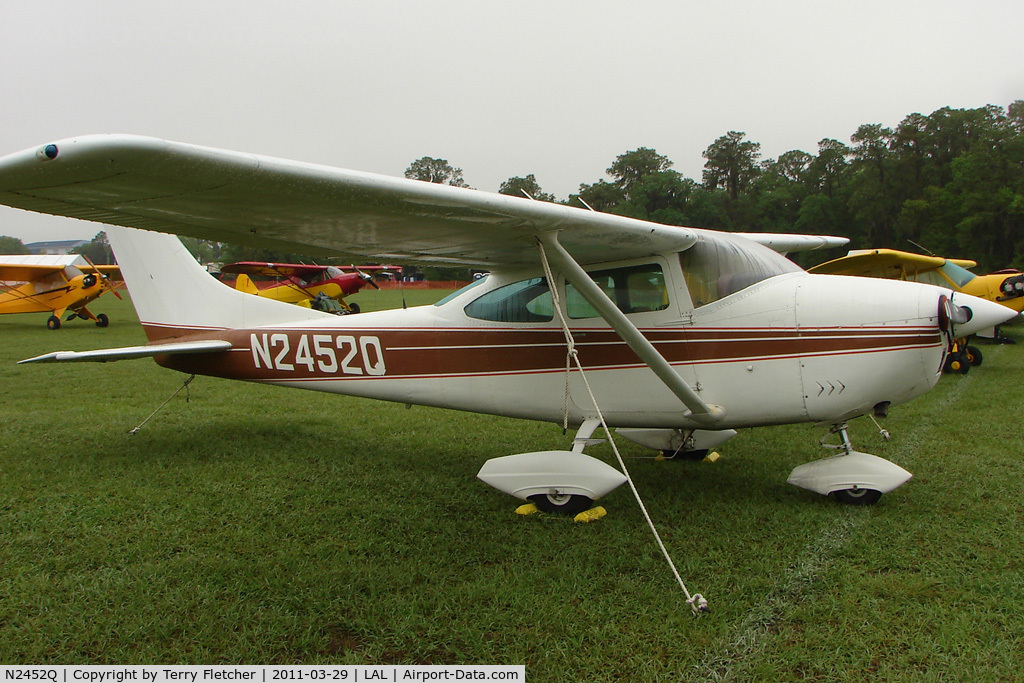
[25,239,88,255]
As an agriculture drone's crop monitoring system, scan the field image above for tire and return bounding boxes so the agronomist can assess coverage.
[348,302,360,314]
[660,449,709,461]
[528,492,594,516]
[943,354,969,374]
[832,488,882,506]
[964,345,983,366]
[95,313,109,328]
[46,315,60,330]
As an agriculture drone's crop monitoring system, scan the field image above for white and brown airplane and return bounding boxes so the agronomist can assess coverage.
[0,135,1014,512]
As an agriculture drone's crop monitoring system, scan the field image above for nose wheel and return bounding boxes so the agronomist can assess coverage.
[787,422,912,504]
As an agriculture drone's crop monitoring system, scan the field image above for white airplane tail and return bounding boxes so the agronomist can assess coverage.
[106,226,332,341]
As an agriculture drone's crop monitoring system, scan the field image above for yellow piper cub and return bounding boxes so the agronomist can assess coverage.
[0,254,121,329]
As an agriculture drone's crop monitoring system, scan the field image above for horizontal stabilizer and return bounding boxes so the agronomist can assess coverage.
[19,339,232,364]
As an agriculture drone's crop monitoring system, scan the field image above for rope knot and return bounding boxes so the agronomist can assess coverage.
[687,594,710,615]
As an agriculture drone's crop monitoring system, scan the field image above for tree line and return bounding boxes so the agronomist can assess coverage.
[404,101,1024,272]
[8,101,1021,274]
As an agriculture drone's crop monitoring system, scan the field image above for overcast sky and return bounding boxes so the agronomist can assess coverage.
[2,0,1022,243]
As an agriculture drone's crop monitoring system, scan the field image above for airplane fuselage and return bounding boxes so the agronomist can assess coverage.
[246,273,367,302]
[153,267,947,431]
[0,267,105,315]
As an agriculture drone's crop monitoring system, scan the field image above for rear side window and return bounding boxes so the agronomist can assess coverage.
[679,233,800,308]
[464,278,553,322]
[566,264,668,319]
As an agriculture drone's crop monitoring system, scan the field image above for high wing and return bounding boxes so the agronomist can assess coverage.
[809,248,977,278]
[342,265,397,272]
[736,233,848,254]
[220,262,331,279]
[0,256,120,283]
[0,262,68,282]
[0,135,701,267]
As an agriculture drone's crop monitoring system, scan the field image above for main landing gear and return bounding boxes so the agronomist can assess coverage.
[47,311,110,329]
[479,419,914,511]
[787,422,912,505]
[476,419,627,515]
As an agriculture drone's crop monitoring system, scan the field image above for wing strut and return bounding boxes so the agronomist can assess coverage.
[536,232,725,425]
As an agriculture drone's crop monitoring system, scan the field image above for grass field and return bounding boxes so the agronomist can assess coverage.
[2,291,1022,680]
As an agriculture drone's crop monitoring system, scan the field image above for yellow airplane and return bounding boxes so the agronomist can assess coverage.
[220,262,391,314]
[810,248,1024,371]
[0,254,122,329]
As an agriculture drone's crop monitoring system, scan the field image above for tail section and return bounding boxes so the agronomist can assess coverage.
[235,273,259,294]
[106,226,333,341]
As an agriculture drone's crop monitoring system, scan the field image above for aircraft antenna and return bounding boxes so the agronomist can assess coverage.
[908,240,937,257]
[576,197,597,212]
[536,240,709,615]
[520,189,536,201]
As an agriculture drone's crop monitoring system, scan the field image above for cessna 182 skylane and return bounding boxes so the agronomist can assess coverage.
[0,135,1014,511]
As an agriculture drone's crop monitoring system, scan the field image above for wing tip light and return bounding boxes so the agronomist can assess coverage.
[35,144,59,161]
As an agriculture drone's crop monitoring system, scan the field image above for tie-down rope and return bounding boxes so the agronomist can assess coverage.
[536,240,709,615]
[128,374,196,434]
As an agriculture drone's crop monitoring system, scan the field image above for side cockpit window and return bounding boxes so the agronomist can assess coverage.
[463,265,668,323]
[679,233,800,308]
[464,277,553,322]
[566,263,668,319]
[35,268,73,294]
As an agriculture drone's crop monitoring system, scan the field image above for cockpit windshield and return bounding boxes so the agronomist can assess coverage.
[936,261,977,288]
[679,232,801,308]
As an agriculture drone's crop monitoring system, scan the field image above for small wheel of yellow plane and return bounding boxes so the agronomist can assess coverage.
[0,136,1016,510]
[0,253,121,329]
[220,262,395,314]
[809,248,1024,371]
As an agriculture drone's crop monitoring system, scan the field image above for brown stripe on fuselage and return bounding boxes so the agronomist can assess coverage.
[150,324,942,382]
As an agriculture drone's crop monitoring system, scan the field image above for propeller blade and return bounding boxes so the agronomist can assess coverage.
[81,253,122,299]
[352,265,380,289]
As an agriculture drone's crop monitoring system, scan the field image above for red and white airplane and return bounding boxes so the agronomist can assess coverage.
[220,261,394,314]
[0,135,1014,511]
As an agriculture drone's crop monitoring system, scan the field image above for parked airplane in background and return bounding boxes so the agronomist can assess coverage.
[0,136,1015,512]
[0,253,121,329]
[810,248,1024,370]
[220,262,395,314]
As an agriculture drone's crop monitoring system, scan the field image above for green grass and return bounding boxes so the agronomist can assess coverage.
[2,294,1023,680]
